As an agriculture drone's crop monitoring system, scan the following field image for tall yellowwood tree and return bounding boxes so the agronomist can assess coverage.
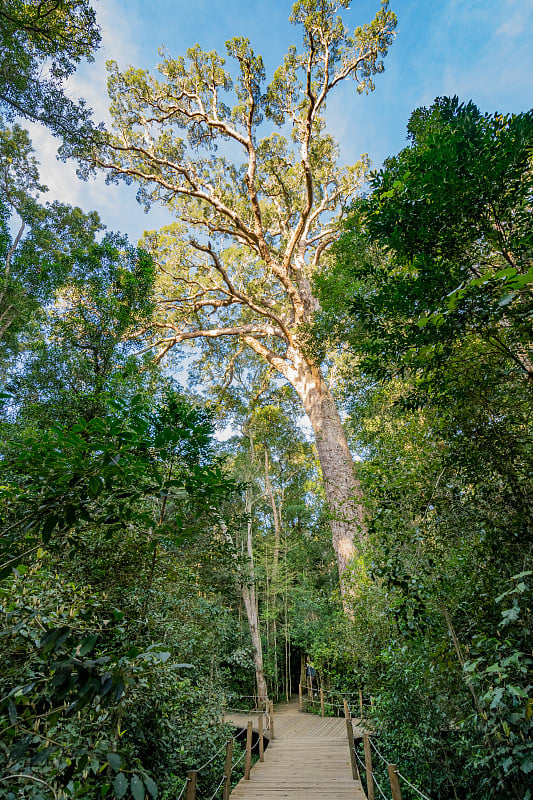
[81,0,397,587]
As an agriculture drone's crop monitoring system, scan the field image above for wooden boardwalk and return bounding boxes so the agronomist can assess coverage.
[225,699,366,799]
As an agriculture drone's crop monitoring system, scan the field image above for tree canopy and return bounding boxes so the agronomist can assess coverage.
[0,0,100,138]
[66,0,397,585]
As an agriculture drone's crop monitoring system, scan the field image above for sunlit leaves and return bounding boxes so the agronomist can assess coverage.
[66,0,395,377]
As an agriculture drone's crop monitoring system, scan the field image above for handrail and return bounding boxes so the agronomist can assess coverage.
[353,730,433,800]
[174,696,274,800]
[196,741,229,773]
[395,770,433,800]
[175,778,188,800]
[180,688,431,800]
[224,707,269,715]
[207,773,226,800]
[298,681,374,719]
[299,686,432,800]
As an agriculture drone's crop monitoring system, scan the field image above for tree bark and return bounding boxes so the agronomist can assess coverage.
[242,582,268,704]
[287,350,366,584]
[264,448,280,691]
[241,489,269,704]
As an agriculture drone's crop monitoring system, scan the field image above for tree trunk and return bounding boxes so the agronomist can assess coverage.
[264,449,280,693]
[242,582,268,704]
[287,350,366,586]
[264,448,281,580]
[284,537,290,702]
[241,489,269,704]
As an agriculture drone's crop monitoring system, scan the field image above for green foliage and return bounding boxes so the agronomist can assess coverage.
[0,122,106,370]
[308,96,533,799]
[0,391,243,798]
[325,97,533,393]
[0,0,100,139]
[333,378,532,798]
[463,573,533,796]
[0,566,170,799]
[4,1,532,795]
[0,391,234,579]
[121,675,234,800]
[9,231,156,424]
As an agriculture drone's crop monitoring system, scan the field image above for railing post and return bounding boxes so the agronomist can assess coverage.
[320,686,325,717]
[269,699,274,739]
[186,770,197,800]
[222,739,233,800]
[258,713,264,761]
[343,698,350,720]
[299,682,303,711]
[359,689,364,720]
[388,764,402,800]
[244,720,253,779]
[363,733,375,800]
[345,717,360,781]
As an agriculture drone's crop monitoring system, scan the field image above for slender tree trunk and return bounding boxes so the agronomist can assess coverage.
[286,350,366,585]
[264,449,281,694]
[265,542,270,655]
[241,489,268,704]
[284,536,290,702]
[242,582,268,704]
[264,448,281,577]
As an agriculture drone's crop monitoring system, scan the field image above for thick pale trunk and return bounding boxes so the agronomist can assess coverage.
[287,351,366,582]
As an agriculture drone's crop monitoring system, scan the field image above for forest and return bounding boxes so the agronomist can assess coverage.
[0,1,531,799]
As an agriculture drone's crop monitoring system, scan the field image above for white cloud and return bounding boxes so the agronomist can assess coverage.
[496,11,526,38]
[16,0,167,239]
[24,123,81,206]
[65,0,140,124]
[25,120,158,239]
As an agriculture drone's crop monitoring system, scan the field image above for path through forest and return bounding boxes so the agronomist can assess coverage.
[226,699,366,799]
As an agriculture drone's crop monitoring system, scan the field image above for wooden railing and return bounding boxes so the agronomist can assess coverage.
[353,732,432,800]
[174,686,433,800]
[298,681,374,719]
[174,699,274,800]
[299,684,433,800]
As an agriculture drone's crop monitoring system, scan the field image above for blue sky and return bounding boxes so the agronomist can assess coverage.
[28,0,533,244]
